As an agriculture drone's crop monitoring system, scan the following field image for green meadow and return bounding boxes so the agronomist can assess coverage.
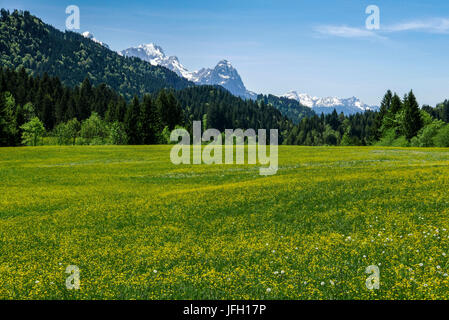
[1,146,449,299]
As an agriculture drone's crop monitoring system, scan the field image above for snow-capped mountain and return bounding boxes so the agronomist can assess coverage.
[283,91,379,115]
[81,31,109,49]
[119,43,377,113]
[190,60,257,100]
[119,44,192,79]
[120,43,256,100]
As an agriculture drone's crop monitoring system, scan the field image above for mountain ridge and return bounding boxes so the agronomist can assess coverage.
[121,43,378,115]
[283,91,379,115]
[120,43,257,100]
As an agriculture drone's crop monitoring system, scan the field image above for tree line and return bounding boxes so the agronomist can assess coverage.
[284,109,376,146]
[284,89,449,147]
[2,64,449,147]
[0,67,184,146]
[0,67,293,146]
[373,90,449,147]
[173,85,293,141]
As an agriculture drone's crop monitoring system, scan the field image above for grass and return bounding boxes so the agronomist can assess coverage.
[1,145,449,299]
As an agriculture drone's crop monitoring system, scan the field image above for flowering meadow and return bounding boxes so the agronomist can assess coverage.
[1,146,449,299]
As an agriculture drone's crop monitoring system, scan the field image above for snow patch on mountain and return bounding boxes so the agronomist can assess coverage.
[190,60,257,100]
[81,31,109,49]
[283,91,379,115]
[120,44,192,80]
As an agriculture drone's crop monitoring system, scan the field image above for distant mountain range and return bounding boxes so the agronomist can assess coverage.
[67,30,381,116]
[283,91,379,115]
[120,43,257,100]
[119,42,378,115]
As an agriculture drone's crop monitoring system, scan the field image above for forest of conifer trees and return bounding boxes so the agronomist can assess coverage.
[2,66,449,148]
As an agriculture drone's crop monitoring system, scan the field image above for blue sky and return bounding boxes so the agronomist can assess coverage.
[3,0,449,106]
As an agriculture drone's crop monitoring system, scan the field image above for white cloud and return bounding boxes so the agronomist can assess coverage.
[385,18,449,34]
[315,25,385,39]
[316,17,449,40]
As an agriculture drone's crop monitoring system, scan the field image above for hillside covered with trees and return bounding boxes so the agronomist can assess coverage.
[256,94,315,124]
[0,9,192,100]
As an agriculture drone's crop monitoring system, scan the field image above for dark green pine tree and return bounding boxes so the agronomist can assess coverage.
[390,93,402,115]
[0,94,10,146]
[55,89,69,123]
[439,101,449,123]
[41,94,54,130]
[124,96,142,145]
[206,103,221,130]
[78,78,93,121]
[403,90,423,140]
[15,68,27,105]
[116,99,127,123]
[373,90,392,139]
[105,101,117,123]
[140,94,158,145]
[380,93,403,134]
[65,97,77,121]
[328,109,340,131]
[33,87,44,121]
[166,91,183,129]
[156,89,183,131]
